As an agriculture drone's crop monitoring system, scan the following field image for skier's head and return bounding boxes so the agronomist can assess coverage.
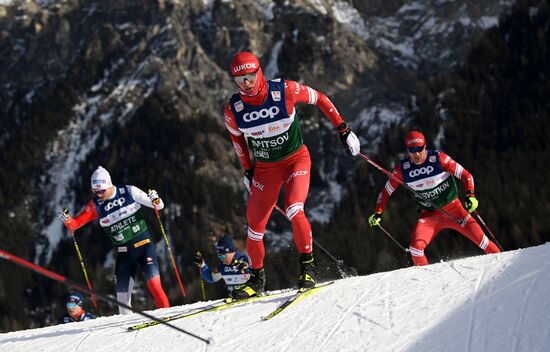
[216,234,236,255]
[66,292,84,307]
[231,51,266,97]
[405,131,427,165]
[216,234,236,264]
[90,166,114,200]
[65,292,85,319]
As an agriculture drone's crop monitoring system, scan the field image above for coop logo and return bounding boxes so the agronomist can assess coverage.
[408,166,434,178]
[232,63,257,74]
[243,106,280,122]
[104,198,126,211]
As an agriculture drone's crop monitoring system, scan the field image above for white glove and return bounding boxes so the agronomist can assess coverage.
[57,209,70,223]
[147,189,160,205]
[337,123,361,156]
[345,131,361,156]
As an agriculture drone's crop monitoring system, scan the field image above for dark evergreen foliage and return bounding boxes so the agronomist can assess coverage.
[314,0,550,276]
[2,0,550,331]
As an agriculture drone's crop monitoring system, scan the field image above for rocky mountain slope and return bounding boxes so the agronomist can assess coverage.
[0,0,522,330]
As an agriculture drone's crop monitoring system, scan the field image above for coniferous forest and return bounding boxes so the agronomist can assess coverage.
[1,0,549,331]
[317,0,550,277]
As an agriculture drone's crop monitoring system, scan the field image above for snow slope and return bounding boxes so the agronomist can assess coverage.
[2,243,550,352]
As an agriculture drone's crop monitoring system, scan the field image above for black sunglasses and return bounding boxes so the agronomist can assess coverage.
[407,145,425,153]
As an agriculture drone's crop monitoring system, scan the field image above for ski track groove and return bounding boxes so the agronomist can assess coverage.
[512,268,543,352]
[444,261,468,281]
[73,328,92,352]
[212,295,294,349]
[280,304,317,352]
[466,268,485,352]
[316,287,371,352]
[262,292,320,349]
[391,265,482,352]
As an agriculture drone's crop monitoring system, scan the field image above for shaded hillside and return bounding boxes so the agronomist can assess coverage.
[0,0,521,331]
[316,0,550,275]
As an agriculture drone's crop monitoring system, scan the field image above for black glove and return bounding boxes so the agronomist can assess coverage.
[235,258,249,273]
[193,251,205,267]
[243,168,254,192]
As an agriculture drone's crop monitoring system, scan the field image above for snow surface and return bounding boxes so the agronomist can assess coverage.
[2,243,550,351]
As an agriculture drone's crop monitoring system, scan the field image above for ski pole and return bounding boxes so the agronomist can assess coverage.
[0,249,210,344]
[273,204,357,277]
[358,153,464,225]
[273,204,339,259]
[376,224,410,253]
[472,211,505,251]
[198,265,206,301]
[151,196,187,300]
[63,209,98,310]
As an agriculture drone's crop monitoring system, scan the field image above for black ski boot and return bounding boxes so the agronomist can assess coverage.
[298,253,316,290]
[232,268,265,300]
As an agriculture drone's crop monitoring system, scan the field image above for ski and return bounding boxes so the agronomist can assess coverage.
[261,281,335,321]
[127,291,284,331]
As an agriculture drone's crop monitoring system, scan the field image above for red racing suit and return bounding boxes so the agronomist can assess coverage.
[224,79,346,269]
[374,150,500,265]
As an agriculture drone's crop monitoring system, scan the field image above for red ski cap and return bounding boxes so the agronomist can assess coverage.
[405,131,426,148]
[231,52,260,76]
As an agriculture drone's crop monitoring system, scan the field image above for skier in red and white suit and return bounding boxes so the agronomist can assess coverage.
[368,131,500,265]
[224,52,361,298]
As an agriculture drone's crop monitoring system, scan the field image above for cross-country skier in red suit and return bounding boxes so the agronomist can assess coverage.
[224,52,361,299]
[368,131,501,265]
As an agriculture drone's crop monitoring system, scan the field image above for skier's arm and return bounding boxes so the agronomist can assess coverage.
[285,80,360,155]
[200,264,222,283]
[224,104,253,170]
[130,185,165,210]
[439,152,475,195]
[284,80,345,128]
[374,166,403,213]
[64,201,99,231]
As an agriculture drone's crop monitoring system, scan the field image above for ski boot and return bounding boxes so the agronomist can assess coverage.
[232,268,265,300]
[298,253,316,290]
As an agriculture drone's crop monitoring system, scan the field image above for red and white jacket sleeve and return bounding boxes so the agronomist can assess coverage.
[284,80,346,130]
[64,200,99,232]
[223,104,253,171]
[439,152,475,195]
[374,166,403,213]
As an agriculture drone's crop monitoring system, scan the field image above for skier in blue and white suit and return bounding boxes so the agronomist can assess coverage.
[194,234,251,296]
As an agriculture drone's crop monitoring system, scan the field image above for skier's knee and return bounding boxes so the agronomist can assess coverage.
[409,245,429,266]
[286,203,304,221]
